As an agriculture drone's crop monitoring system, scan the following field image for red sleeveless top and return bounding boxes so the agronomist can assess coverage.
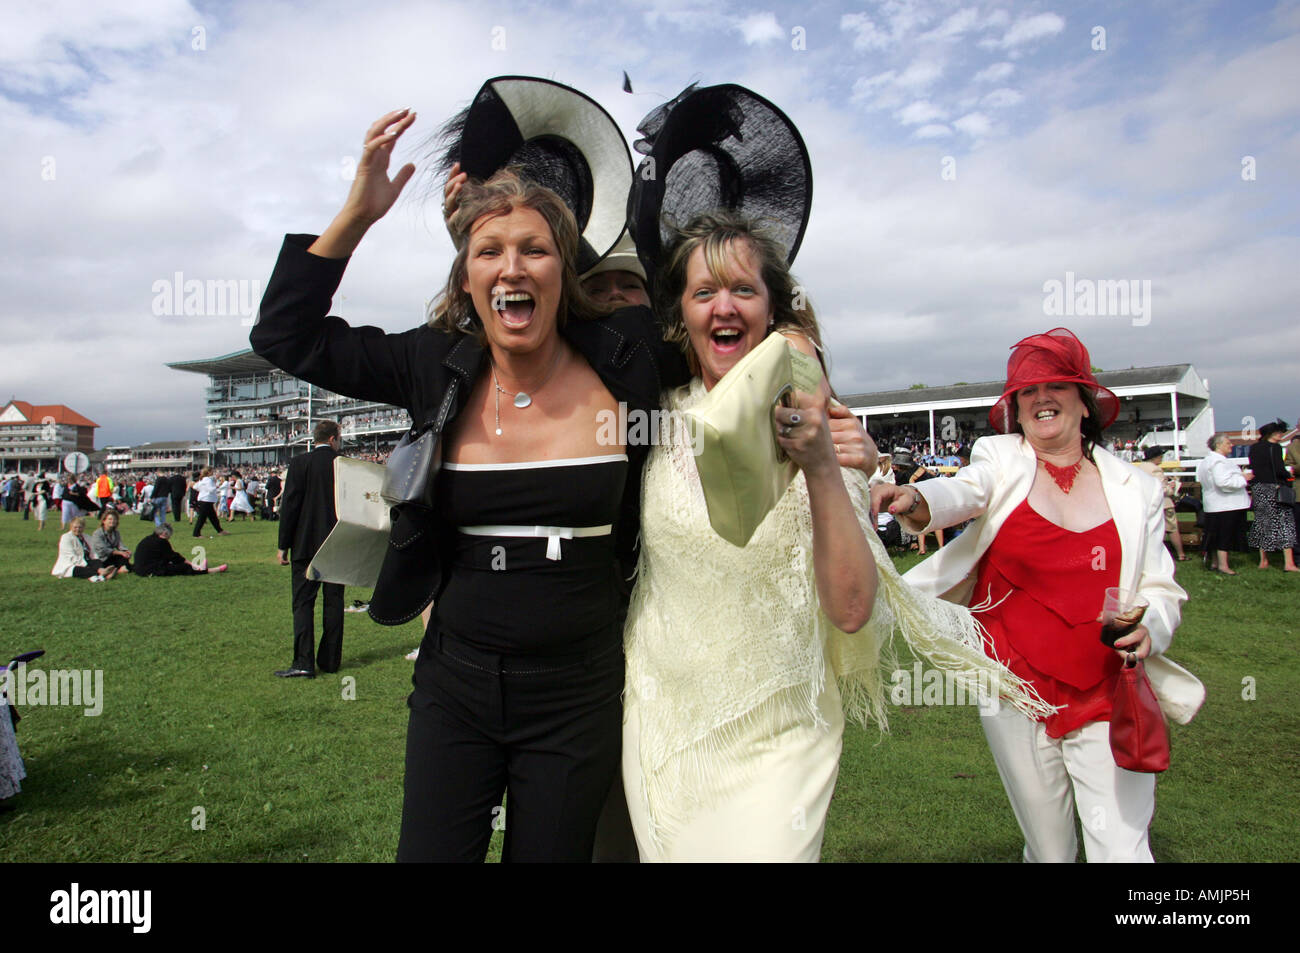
[972,498,1122,737]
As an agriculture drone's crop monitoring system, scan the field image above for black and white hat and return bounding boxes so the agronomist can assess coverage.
[626,83,813,290]
[443,76,633,273]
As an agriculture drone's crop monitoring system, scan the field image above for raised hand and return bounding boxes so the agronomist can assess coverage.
[827,401,877,475]
[443,161,468,223]
[309,108,417,259]
[345,108,419,227]
[774,390,836,479]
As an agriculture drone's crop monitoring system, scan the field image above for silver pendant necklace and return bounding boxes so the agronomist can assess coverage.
[491,346,564,436]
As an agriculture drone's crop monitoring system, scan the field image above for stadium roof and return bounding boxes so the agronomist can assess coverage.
[842,364,1199,410]
[167,348,276,376]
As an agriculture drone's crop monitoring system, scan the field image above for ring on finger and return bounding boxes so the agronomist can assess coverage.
[780,425,792,438]
[789,412,802,426]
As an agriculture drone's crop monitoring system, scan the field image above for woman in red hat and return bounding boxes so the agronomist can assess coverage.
[873,328,1188,862]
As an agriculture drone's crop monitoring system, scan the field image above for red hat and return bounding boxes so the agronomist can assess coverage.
[988,327,1119,434]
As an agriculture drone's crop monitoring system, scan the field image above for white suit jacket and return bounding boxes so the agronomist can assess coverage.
[901,434,1186,657]
[51,532,88,578]
[1196,451,1249,513]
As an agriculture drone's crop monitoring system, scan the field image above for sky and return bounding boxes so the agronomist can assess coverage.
[2,0,1298,447]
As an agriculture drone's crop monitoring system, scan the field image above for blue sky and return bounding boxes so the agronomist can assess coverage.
[1,0,1297,446]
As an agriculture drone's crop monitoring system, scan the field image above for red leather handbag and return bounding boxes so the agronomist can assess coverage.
[1110,657,1171,772]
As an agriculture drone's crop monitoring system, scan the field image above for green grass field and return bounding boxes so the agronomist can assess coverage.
[1,510,1295,862]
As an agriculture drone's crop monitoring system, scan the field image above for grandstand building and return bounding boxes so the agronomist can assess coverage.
[843,364,1212,461]
[103,441,212,475]
[167,349,411,468]
[0,400,99,473]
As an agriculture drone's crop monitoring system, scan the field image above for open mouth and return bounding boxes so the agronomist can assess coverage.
[1034,409,1059,421]
[710,327,746,353]
[496,290,535,329]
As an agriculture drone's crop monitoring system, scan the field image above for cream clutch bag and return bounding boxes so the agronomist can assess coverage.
[306,457,392,588]
[685,333,824,546]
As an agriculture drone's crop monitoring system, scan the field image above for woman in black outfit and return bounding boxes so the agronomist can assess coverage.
[251,96,687,861]
[1246,419,1299,571]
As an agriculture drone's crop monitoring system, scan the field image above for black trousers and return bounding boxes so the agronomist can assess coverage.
[291,558,343,673]
[397,626,623,863]
[192,501,222,536]
[71,559,105,579]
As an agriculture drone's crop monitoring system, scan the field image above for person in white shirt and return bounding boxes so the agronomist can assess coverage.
[1196,433,1250,574]
[191,467,229,538]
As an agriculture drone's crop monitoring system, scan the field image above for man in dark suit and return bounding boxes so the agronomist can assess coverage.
[275,420,343,678]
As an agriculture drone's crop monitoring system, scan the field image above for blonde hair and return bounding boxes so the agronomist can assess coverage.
[655,211,828,382]
[70,516,85,534]
[428,168,602,340]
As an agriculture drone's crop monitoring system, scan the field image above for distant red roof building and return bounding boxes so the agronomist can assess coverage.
[0,399,99,472]
[1,401,99,429]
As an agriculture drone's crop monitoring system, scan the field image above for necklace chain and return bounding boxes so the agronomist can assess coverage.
[490,346,564,436]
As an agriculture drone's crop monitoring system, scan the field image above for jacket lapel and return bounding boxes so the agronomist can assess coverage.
[1094,447,1143,592]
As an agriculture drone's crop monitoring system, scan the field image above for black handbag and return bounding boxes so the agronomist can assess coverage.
[381,381,459,508]
[1270,448,1296,505]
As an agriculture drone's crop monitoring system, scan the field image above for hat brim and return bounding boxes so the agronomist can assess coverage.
[988,377,1120,434]
[580,229,646,282]
[458,76,632,272]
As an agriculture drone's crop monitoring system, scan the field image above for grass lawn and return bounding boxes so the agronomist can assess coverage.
[1,510,1295,862]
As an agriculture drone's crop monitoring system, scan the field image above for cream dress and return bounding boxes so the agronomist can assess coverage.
[622,381,1048,862]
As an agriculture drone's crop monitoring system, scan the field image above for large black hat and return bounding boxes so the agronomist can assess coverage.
[626,83,813,291]
[443,76,632,273]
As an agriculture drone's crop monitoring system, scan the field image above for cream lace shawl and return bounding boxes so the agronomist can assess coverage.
[624,380,1050,843]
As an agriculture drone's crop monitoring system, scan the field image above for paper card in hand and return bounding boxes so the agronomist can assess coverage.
[684,333,824,546]
[306,457,391,588]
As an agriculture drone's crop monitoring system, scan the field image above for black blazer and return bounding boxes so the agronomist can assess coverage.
[251,234,688,624]
[1248,440,1287,486]
[277,444,339,561]
[134,533,186,576]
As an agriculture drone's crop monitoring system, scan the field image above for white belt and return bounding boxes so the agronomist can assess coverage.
[457,524,613,561]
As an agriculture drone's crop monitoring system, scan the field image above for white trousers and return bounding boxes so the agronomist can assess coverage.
[980,705,1155,863]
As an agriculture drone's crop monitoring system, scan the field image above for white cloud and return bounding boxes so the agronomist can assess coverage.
[897,58,944,90]
[850,69,898,107]
[897,100,947,125]
[736,12,782,46]
[996,12,1066,48]
[973,61,1015,83]
[953,111,993,136]
[922,7,980,41]
[913,123,952,138]
[982,88,1024,108]
[841,12,892,51]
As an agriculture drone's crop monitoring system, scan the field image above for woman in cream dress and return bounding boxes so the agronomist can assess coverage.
[621,214,1047,861]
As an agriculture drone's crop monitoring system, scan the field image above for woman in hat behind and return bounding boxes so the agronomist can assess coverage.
[1246,420,1299,571]
[252,80,691,862]
[879,328,1188,862]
